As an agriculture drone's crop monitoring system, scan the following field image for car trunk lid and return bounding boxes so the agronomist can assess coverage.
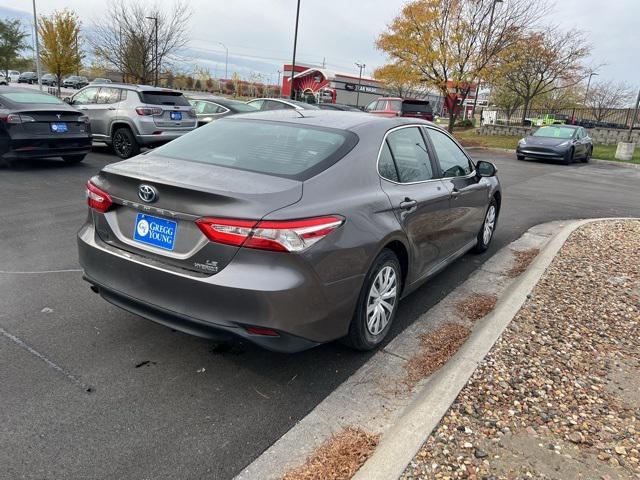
[92,155,303,274]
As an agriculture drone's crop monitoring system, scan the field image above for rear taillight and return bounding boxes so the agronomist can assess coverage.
[79,115,90,124]
[0,113,35,124]
[135,106,163,116]
[188,108,196,117]
[195,216,344,252]
[86,181,112,213]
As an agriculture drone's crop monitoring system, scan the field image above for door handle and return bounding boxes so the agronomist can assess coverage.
[450,188,461,199]
[399,198,417,210]
[108,106,116,110]
[78,107,88,110]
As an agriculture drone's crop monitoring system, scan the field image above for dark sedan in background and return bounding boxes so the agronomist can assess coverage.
[78,111,501,353]
[41,74,59,86]
[516,125,592,165]
[0,87,91,167]
[187,94,258,127]
[17,72,38,84]
[62,75,89,89]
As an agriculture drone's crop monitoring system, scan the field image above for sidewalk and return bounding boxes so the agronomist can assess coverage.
[401,220,640,479]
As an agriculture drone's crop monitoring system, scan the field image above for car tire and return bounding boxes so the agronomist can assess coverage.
[472,198,498,253]
[581,147,592,163]
[62,154,86,164]
[563,148,574,165]
[112,127,140,159]
[343,249,401,351]
[517,155,525,161]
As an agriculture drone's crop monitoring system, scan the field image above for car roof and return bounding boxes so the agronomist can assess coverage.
[220,109,437,132]
[537,124,579,129]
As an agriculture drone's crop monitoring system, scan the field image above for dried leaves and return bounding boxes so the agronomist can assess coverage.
[282,427,379,480]
[456,294,498,321]
[506,248,540,278]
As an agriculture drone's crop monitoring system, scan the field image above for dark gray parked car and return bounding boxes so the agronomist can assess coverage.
[78,111,501,352]
[516,125,592,165]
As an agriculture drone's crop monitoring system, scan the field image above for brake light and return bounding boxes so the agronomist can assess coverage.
[0,113,35,124]
[135,106,163,116]
[86,181,112,213]
[78,115,90,124]
[245,326,279,336]
[195,216,344,252]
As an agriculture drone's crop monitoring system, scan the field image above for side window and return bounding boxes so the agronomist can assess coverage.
[366,100,379,112]
[248,100,264,110]
[378,141,399,182]
[385,127,434,183]
[120,90,128,101]
[95,87,121,104]
[204,102,227,114]
[72,87,99,105]
[388,100,402,112]
[427,128,473,178]
[265,100,292,110]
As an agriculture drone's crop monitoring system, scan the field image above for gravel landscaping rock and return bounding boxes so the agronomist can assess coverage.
[401,220,640,480]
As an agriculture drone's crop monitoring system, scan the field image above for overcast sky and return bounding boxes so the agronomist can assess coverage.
[2,0,639,88]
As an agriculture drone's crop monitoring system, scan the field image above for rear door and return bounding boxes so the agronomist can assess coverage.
[88,87,122,138]
[424,127,489,255]
[377,126,453,281]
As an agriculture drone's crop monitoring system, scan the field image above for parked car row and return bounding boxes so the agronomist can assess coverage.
[0,71,91,88]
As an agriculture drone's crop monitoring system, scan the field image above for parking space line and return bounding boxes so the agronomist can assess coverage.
[0,269,82,274]
[0,326,92,393]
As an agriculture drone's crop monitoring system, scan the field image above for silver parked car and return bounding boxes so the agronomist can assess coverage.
[66,84,197,158]
[78,111,501,352]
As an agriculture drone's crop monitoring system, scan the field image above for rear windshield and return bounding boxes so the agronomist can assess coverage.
[153,118,358,180]
[402,100,432,113]
[138,91,190,106]
[0,92,64,104]
[533,126,575,139]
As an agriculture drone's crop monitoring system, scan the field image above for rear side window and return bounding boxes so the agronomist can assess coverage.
[384,127,434,183]
[388,100,402,111]
[378,142,399,182]
[138,91,190,106]
[153,119,358,180]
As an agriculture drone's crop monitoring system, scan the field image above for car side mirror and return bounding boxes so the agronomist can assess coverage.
[476,161,497,177]
[63,97,71,104]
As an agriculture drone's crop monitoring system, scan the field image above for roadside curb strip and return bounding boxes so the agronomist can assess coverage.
[352,217,636,480]
[466,146,640,169]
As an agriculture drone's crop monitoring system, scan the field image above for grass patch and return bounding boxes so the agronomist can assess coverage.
[404,323,471,389]
[282,427,379,480]
[453,128,640,164]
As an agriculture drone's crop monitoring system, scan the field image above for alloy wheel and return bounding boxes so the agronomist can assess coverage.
[114,132,131,157]
[483,205,496,245]
[366,265,397,336]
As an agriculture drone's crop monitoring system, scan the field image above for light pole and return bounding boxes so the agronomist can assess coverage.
[355,62,366,107]
[277,70,282,96]
[471,0,502,122]
[31,0,42,91]
[218,42,228,79]
[145,16,158,86]
[75,32,79,76]
[289,0,301,100]
[583,72,598,106]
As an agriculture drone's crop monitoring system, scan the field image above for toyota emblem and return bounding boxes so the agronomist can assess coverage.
[138,184,157,203]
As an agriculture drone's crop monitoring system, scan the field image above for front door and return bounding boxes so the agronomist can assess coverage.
[424,127,490,255]
[90,87,122,138]
[378,126,453,283]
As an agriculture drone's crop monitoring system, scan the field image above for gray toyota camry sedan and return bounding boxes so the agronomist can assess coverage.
[78,111,501,352]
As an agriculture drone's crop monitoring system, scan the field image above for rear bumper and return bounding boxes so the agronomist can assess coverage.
[2,135,92,160]
[77,222,363,352]
[136,130,195,145]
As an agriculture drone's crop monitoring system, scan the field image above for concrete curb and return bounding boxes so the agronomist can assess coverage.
[352,218,637,480]
[466,146,640,169]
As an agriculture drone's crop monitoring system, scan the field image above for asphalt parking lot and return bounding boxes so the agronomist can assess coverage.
[2,148,640,480]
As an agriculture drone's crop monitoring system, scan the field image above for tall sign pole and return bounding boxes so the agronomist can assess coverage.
[289,0,301,100]
[32,0,43,91]
[355,62,366,107]
[627,89,640,143]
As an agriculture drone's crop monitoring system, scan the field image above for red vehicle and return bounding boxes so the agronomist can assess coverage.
[365,97,434,121]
